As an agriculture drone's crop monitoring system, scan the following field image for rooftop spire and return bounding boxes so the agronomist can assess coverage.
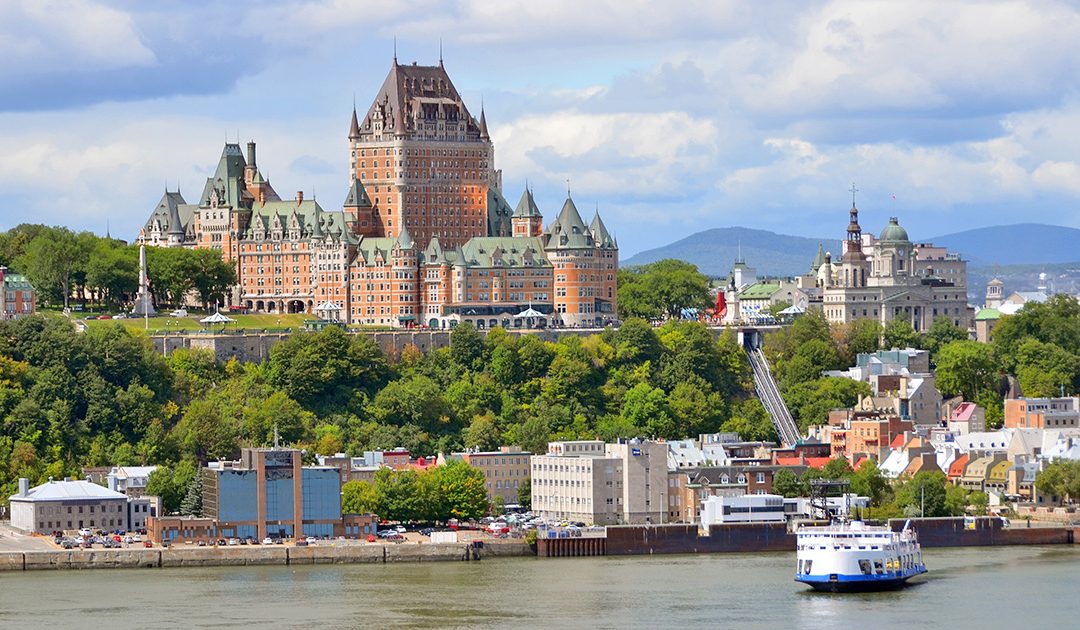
[348,105,360,140]
[393,36,398,65]
[478,97,489,139]
[439,38,443,66]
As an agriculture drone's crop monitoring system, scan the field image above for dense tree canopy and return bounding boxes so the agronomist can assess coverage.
[617,259,711,320]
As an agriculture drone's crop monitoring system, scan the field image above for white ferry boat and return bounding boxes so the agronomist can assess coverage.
[795,519,927,592]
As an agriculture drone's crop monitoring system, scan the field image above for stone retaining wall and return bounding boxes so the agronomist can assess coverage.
[0,541,531,572]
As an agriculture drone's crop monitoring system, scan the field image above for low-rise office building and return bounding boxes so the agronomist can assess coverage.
[201,447,342,541]
[449,446,531,506]
[531,440,667,525]
[1004,397,1080,429]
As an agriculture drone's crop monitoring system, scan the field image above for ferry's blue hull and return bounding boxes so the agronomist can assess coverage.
[796,568,926,592]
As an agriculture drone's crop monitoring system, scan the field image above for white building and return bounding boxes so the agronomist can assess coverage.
[816,203,970,332]
[107,465,158,497]
[531,440,667,525]
[8,477,130,534]
[701,494,786,526]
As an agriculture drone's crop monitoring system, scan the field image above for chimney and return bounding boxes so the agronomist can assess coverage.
[247,141,257,167]
[296,191,304,205]
[107,474,118,493]
[18,477,29,497]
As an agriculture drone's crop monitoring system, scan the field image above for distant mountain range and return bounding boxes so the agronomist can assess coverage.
[624,223,1080,278]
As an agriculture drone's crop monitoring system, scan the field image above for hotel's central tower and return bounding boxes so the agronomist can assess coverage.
[347,57,507,248]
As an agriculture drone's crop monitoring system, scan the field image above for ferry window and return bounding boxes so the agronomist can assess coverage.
[874,561,884,575]
[859,560,871,575]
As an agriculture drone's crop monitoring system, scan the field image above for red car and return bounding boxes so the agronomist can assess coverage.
[143,541,153,548]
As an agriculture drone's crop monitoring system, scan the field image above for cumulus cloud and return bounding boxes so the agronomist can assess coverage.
[0,1,270,111]
[7,0,1080,256]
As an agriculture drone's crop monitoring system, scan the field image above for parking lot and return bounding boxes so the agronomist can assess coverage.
[0,524,54,552]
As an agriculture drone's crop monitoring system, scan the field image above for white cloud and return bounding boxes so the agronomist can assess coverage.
[0,0,156,76]
[494,110,718,199]
[738,0,1080,117]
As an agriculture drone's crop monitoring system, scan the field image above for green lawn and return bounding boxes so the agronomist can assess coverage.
[81,312,310,333]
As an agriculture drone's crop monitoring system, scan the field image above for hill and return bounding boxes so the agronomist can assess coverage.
[623,227,840,277]
[625,223,1080,277]
[926,223,1080,266]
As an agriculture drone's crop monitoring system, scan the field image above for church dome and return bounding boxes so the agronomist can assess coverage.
[879,217,909,243]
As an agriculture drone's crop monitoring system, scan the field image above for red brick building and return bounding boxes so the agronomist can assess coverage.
[138,59,618,328]
[0,267,36,319]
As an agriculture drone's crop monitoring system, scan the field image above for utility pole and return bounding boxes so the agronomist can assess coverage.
[921,485,925,518]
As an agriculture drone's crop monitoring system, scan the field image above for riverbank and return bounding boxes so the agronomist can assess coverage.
[0,540,532,572]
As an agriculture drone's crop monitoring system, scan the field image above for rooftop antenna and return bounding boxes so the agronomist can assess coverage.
[566,177,571,197]
[393,36,398,64]
[439,38,443,66]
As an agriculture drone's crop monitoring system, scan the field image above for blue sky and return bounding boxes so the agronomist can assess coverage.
[3,0,1080,257]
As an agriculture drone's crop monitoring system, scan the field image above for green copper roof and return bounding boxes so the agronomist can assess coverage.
[513,187,542,218]
[545,196,594,250]
[355,237,399,264]
[879,217,910,243]
[243,200,355,244]
[199,143,248,209]
[590,211,615,249]
[738,282,781,300]
[487,188,513,236]
[343,178,371,207]
[436,236,549,268]
[975,308,1002,321]
[810,243,826,272]
[2,273,34,290]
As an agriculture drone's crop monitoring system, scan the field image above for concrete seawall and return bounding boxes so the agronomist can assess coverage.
[0,541,531,572]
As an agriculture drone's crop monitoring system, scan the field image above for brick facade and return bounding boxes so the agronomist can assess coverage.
[138,60,618,328]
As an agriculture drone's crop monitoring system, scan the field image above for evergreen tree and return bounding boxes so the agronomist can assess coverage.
[179,473,203,517]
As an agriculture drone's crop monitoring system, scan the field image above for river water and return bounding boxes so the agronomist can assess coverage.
[2,546,1078,629]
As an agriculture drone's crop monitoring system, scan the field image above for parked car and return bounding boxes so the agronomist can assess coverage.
[304,537,317,545]
[61,540,75,549]
[78,528,93,537]
[366,534,377,543]
[419,528,434,537]
[261,537,273,546]
[143,541,153,548]
[197,540,207,547]
[216,539,227,547]
[394,525,407,533]
[295,540,309,547]
[227,538,239,546]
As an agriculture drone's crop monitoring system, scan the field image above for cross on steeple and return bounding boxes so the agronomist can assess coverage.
[849,182,859,207]
[566,178,571,197]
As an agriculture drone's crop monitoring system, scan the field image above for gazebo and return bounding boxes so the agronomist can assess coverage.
[514,307,547,329]
[199,308,235,331]
[314,301,342,322]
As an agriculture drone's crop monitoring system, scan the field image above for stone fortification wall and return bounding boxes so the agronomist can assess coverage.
[149,325,755,364]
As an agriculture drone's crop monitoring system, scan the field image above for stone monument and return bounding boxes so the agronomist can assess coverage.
[132,244,157,317]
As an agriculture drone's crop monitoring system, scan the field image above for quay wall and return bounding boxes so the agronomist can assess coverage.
[888,517,1076,547]
[0,541,530,572]
[539,520,1079,558]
